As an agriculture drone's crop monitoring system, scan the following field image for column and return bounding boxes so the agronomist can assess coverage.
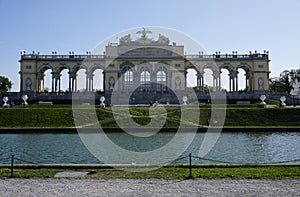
[88,73,94,92]
[235,75,238,91]
[90,77,93,92]
[245,76,248,91]
[58,73,61,92]
[218,76,221,91]
[19,71,23,92]
[229,77,232,92]
[51,72,55,92]
[55,73,59,92]
[213,76,216,91]
[68,74,72,92]
[133,71,139,92]
[75,74,78,92]
[102,70,105,92]
[37,73,41,92]
[201,75,204,92]
[42,78,45,92]
[246,73,253,92]
[230,72,237,92]
[86,72,89,92]
[198,71,204,92]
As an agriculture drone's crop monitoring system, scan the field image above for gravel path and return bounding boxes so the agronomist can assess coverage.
[1,178,300,197]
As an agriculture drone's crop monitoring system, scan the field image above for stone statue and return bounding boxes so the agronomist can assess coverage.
[109,77,115,90]
[175,78,181,89]
[157,34,170,45]
[258,78,263,90]
[26,79,32,91]
[120,34,132,44]
[136,27,152,40]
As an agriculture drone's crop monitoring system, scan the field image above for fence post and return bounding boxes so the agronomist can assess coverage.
[11,155,14,178]
[189,153,192,178]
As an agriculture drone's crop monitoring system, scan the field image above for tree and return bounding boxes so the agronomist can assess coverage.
[269,69,300,94]
[0,76,12,93]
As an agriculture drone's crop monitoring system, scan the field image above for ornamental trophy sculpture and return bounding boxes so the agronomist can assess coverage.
[100,96,105,108]
[2,97,9,108]
[22,95,29,107]
[258,95,267,108]
[280,96,286,107]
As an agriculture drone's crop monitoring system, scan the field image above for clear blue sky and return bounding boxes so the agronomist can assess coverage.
[1,0,300,91]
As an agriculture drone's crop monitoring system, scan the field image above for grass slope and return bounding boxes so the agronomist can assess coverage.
[0,106,300,128]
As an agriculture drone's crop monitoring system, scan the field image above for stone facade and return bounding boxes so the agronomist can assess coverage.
[19,29,270,103]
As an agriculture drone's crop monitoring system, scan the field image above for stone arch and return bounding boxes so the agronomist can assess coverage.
[73,64,88,92]
[185,64,199,89]
[236,63,252,73]
[89,64,105,74]
[203,63,219,73]
[203,63,221,91]
[120,61,135,71]
[54,64,70,73]
[37,64,54,92]
[54,64,70,92]
[219,63,235,73]
[236,63,253,91]
[219,63,234,91]
[137,62,151,72]
[155,61,169,72]
[73,64,88,74]
[185,63,200,72]
[38,64,54,73]
[89,64,105,92]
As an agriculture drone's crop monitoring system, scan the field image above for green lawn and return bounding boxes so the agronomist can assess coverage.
[0,105,300,128]
[1,165,299,179]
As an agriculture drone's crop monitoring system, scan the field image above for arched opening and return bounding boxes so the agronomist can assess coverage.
[42,68,52,92]
[237,68,246,91]
[92,68,104,92]
[57,68,69,92]
[186,68,197,88]
[203,68,214,92]
[122,65,133,91]
[220,68,230,91]
[156,67,167,92]
[140,67,151,92]
[75,68,87,92]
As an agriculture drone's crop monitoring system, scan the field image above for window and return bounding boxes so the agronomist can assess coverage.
[122,66,133,90]
[258,65,264,68]
[157,68,167,92]
[26,65,32,69]
[140,68,151,92]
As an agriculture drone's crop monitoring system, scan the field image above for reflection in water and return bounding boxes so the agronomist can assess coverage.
[0,132,300,164]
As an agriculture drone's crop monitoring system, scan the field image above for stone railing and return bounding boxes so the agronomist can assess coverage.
[20,54,105,60]
[20,53,269,61]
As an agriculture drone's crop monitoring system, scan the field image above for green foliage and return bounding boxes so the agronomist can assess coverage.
[0,107,300,128]
[0,168,62,178]
[253,99,280,106]
[0,76,12,93]
[1,166,299,179]
[269,69,300,94]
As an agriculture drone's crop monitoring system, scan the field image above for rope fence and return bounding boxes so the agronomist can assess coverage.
[1,153,300,178]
